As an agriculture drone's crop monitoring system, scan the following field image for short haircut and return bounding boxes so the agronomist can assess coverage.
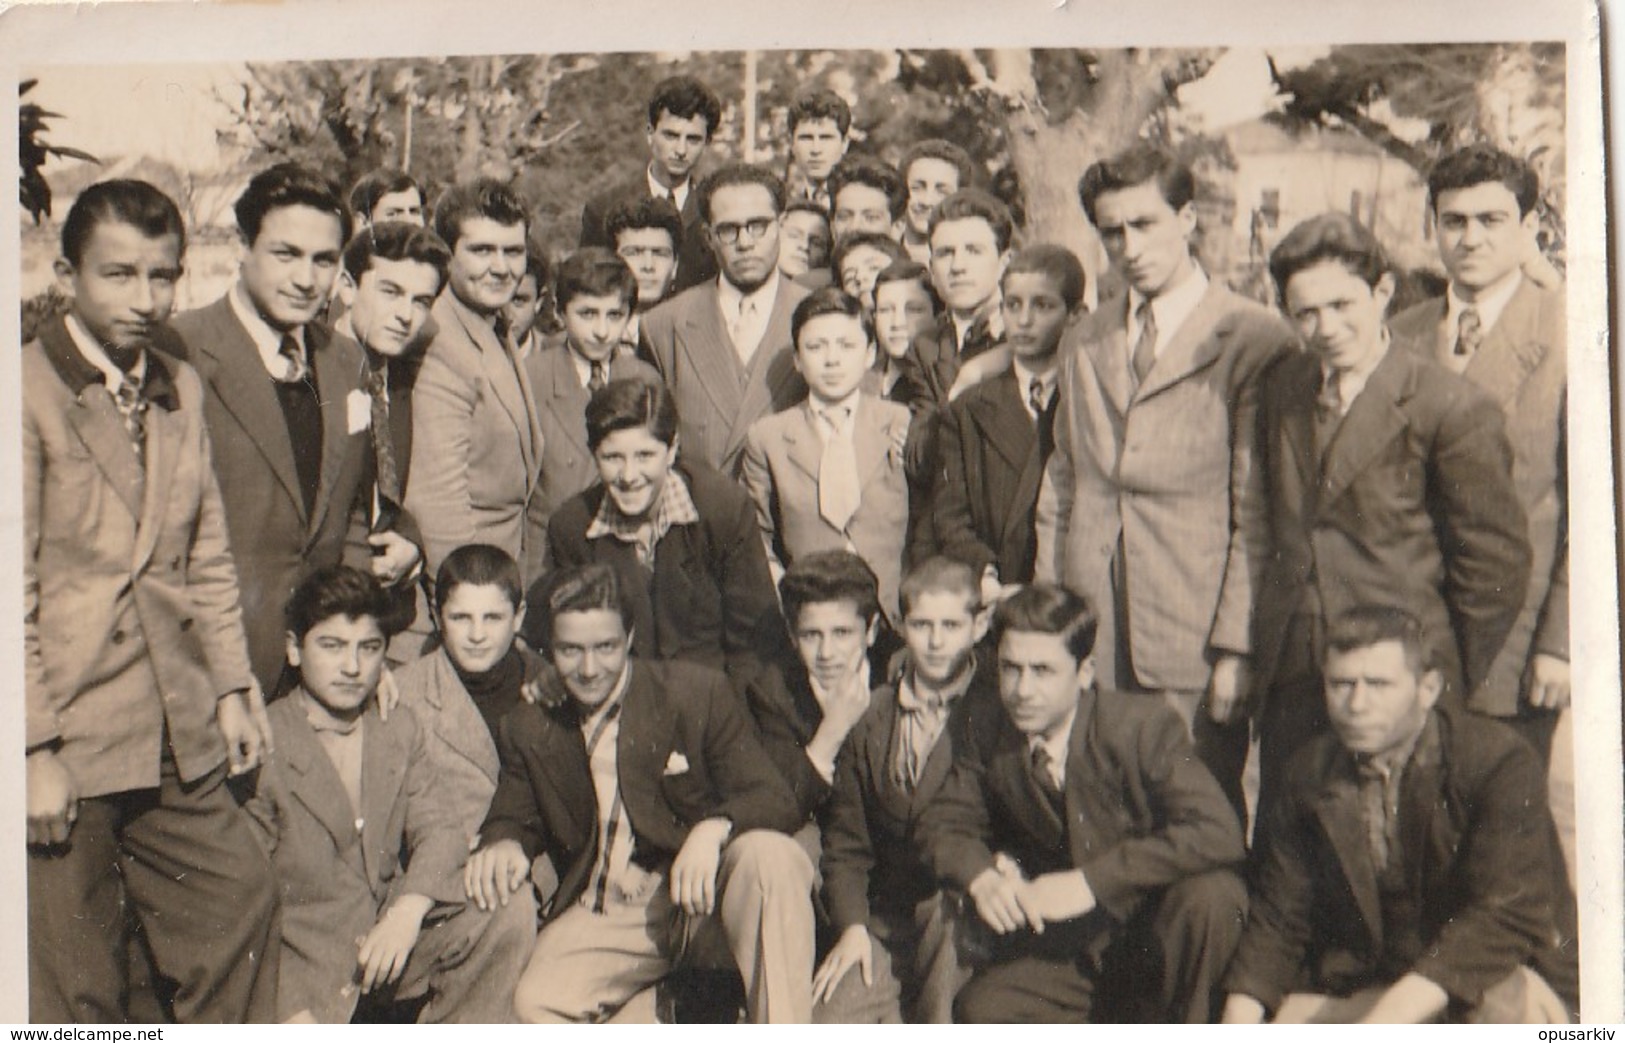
[555,247,638,312]
[348,168,423,222]
[829,156,908,222]
[1003,243,1086,311]
[783,197,832,226]
[696,164,786,224]
[532,562,637,653]
[435,543,523,612]
[235,162,352,248]
[340,221,452,289]
[899,556,980,618]
[901,139,977,193]
[1324,605,1430,676]
[1268,212,1390,305]
[519,240,552,293]
[61,179,186,268]
[605,196,683,253]
[432,178,529,252]
[832,232,906,279]
[647,75,723,138]
[285,564,389,641]
[1427,144,1541,217]
[779,550,883,630]
[791,286,871,348]
[1076,145,1196,228]
[872,259,943,314]
[586,377,679,451]
[788,88,852,136]
[992,583,1098,664]
[929,188,1015,253]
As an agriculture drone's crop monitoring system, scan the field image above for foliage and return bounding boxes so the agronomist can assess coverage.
[22,285,71,344]
[19,79,101,224]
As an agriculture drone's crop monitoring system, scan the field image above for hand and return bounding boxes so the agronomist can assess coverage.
[812,924,873,1004]
[217,690,264,775]
[367,530,420,587]
[947,346,1012,401]
[464,839,530,911]
[1526,653,1571,710]
[1220,994,1268,1024]
[968,866,1029,934]
[26,749,78,846]
[670,817,731,916]
[357,895,429,993]
[244,678,275,758]
[375,667,400,722]
[979,567,1005,610]
[1012,870,1096,933]
[1205,653,1252,725]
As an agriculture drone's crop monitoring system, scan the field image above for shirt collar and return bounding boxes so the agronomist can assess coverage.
[298,687,365,736]
[898,652,977,713]
[61,313,179,411]
[567,344,611,389]
[1320,327,1390,413]
[951,294,1004,352]
[647,166,690,210]
[1350,709,1439,782]
[1128,264,1208,340]
[229,280,305,375]
[1011,358,1057,399]
[64,312,147,390]
[809,388,862,429]
[1026,701,1078,771]
[579,661,634,734]
[584,468,701,547]
[1447,269,1523,335]
[717,268,781,315]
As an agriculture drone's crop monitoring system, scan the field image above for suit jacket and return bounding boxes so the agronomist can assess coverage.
[893,312,1003,411]
[1391,279,1567,717]
[1223,708,1572,1013]
[23,320,254,797]
[170,294,376,692]
[407,292,547,583]
[1033,284,1296,691]
[243,695,468,1023]
[578,172,717,295]
[642,275,811,478]
[540,460,785,692]
[479,659,801,919]
[522,335,662,559]
[741,394,913,625]
[924,685,1245,939]
[1248,344,1532,702]
[925,368,1052,583]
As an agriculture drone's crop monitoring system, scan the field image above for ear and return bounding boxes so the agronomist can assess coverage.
[1418,667,1444,711]
[864,615,881,650]
[285,631,303,669]
[336,271,358,310]
[52,256,76,296]
[1372,271,1397,316]
[971,604,993,645]
[864,337,878,369]
[512,601,528,635]
[1176,201,1199,240]
[1074,652,1096,693]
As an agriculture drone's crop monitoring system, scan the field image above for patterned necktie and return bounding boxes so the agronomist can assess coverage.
[1454,306,1484,359]
[366,362,400,504]
[1130,299,1158,385]
[588,360,609,394]
[278,333,307,383]
[1028,375,1050,417]
[111,375,147,470]
[817,406,862,532]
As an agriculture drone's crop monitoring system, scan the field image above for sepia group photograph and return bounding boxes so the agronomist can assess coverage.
[1,0,1617,1027]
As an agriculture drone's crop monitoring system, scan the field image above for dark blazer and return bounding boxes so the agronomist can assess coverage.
[1223,708,1574,1015]
[893,312,1003,411]
[923,685,1246,934]
[479,659,801,918]
[169,293,378,691]
[1391,279,1567,717]
[538,460,785,692]
[925,368,1052,583]
[579,172,717,295]
[821,659,1003,932]
[1248,344,1532,702]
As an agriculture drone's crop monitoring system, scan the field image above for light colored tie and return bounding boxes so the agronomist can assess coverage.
[729,296,761,363]
[817,406,861,532]
[1454,306,1483,359]
[1130,299,1157,386]
[278,333,308,384]
[111,376,147,471]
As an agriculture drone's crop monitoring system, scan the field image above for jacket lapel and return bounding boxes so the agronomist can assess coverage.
[279,704,369,884]
[1278,356,1321,515]
[679,286,746,423]
[198,301,307,522]
[537,701,595,847]
[989,729,1065,844]
[68,390,146,521]
[131,389,183,571]
[424,653,500,788]
[970,373,1035,472]
[782,404,824,482]
[306,324,352,539]
[728,280,801,456]
[854,395,894,487]
[1312,774,1384,950]
[1320,348,1411,507]
[613,664,677,836]
[546,347,593,463]
[358,708,409,893]
[1134,283,1231,403]
[1082,298,1133,418]
[1464,280,1551,408]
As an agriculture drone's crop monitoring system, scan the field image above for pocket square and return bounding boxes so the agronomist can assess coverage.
[663,751,690,776]
[346,389,372,434]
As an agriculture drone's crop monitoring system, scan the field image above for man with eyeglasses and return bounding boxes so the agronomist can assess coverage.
[643,164,812,479]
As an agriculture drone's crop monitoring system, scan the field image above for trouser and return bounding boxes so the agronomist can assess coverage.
[28,757,279,1024]
[512,830,815,1024]
[1273,964,1570,1024]
[357,889,536,1023]
[813,892,967,1024]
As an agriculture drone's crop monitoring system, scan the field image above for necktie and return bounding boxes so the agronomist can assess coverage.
[1028,375,1050,418]
[1030,744,1065,814]
[588,360,609,394]
[729,296,761,361]
[1356,758,1394,873]
[1130,299,1157,385]
[817,407,862,532]
[1317,368,1343,422]
[111,375,147,470]
[366,363,400,505]
[961,316,994,360]
[1454,306,1483,359]
[278,333,307,383]
[584,700,630,913]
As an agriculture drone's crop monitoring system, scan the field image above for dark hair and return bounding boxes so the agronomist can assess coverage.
[899,556,980,618]
[1003,243,1086,312]
[605,196,683,254]
[555,247,638,312]
[348,168,424,223]
[647,75,723,138]
[1076,145,1195,227]
[1268,212,1390,305]
[235,162,352,248]
[1427,144,1540,217]
[519,239,552,294]
[928,189,1015,253]
[696,164,786,224]
[788,88,852,136]
[832,232,906,282]
[340,221,452,290]
[872,259,943,314]
[285,564,390,641]
[992,583,1098,665]
[779,550,883,630]
[435,543,523,612]
[901,139,977,194]
[791,286,870,348]
[829,156,908,223]
[532,562,637,654]
[1324,605,1430,676]
[61,179,187,268]
[586,377,679,451]
[783,197,832,225]
[432,178,529,251]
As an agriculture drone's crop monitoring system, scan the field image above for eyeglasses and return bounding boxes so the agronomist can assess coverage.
[712,218,775,245]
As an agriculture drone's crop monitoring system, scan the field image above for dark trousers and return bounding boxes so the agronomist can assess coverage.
[28,757,279,1023]
[953,869,1246,1024]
